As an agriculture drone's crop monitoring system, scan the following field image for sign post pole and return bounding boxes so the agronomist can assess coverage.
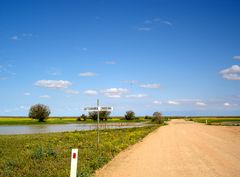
[83,103,113,149]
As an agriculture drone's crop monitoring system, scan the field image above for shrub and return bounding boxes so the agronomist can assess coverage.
[125,110,135,120]
[28,104,50,122]
[152,112,163,124]
[77,114,88,121]
[144,116,152,120]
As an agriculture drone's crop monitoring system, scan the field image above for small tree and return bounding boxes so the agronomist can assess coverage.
[88,111,98,121]
[28,104,51,122]
[100,111,111,121]
[152,112,163,124]
[125,110,135,120]
[88,111,111,121]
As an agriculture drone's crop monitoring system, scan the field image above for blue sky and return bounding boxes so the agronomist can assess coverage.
[0,0,240,116]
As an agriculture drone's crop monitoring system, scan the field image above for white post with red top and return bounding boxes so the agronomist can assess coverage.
[70,149,78,177]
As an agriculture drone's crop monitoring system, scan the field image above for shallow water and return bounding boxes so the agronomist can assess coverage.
[0,122,150,135]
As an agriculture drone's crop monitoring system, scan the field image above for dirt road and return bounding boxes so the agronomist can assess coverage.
[95,119,240,177]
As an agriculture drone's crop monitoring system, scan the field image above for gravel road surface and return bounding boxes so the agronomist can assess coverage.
[95,119,240,177]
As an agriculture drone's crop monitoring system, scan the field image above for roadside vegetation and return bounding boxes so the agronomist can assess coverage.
[186,117,240,126]
[0,126,159,177]
[0,117,149,125]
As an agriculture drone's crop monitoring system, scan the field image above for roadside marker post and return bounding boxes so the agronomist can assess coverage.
[84,99,113,148]
[70,149,78,177]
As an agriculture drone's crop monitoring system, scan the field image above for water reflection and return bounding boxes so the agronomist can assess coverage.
[0,122,150,135]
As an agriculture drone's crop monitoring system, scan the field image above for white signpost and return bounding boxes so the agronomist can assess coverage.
[70,149,78,177]
[84,99,113,147]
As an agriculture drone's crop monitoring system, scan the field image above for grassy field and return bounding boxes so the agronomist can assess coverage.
[0,117,148,125]
[0,125,159,177]
[187,117,240,125]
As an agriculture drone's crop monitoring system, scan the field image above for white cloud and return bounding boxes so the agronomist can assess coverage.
[35,80,72,89]
[176,99,201,102]
[126,94,147,98]
[65,89,79,95]
[140,83,160,89]
[138,27,152,31]
[220,65,240,80]
[78,72,97,77]
[105,61,116,65]
[196,102,206,106]
[84,90,98,95]
[168,100,180,105]
[233,56,240,60]
[224,102,231,107]
[39,95,50,99]
[101,88,128,98]
[153,100,162,104]
[11,35,20,40]
[24,92,31,96]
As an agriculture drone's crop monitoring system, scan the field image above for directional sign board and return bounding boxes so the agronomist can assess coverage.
[84,107,99,111]
[84,106,113,112]
[99,106,113,111]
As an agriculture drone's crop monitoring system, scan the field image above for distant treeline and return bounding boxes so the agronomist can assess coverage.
[165,116,240,119]
[1,116,240,119]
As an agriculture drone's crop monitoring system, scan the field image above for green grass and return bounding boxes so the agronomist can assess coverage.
[0,125,159,177]
[0,117,148,125]
[188,117,240,124]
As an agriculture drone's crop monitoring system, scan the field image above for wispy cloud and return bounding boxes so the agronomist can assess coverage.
[0,77,8,80]
[105,61,116,65]
[0,61,16,80]
[140,83,160,89]
[10,33,34,41]
[196,102,206,106]
[126,94,147,98]
[174,98,201,102]
[10,35,20,40]
[138,18,173,32]
[65,89,79,95]
[22,33,33,37]
[24,92,31,96]
[47,67,61,76]
[81,47,88,51]
[144,20,152,24]
[233,56,240,60]
[78,72,97,77]
[101,88,128,98]
[138,27,152,31]
[153,100,162,104]
[168,100,180,105]
[123,80,138,85]
[84,90,98,95]
[162,20,173,26]
[35,80,72,89]
[220,65,240,80]
[39,95,51,99]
